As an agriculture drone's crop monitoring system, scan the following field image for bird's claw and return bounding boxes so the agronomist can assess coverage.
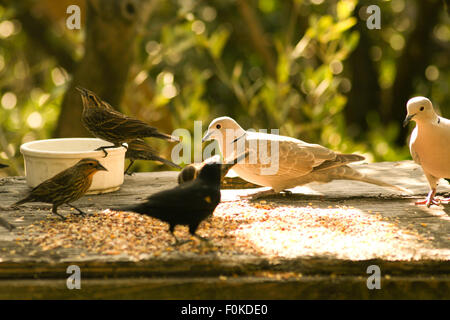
[239,189,276,200]
[415,198,440,208]
[72,211,86,216]
[194,235,210,242]
[95,146,110,158]
[171,239,191,247]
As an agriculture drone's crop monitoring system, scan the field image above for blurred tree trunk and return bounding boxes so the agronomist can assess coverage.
[345,4,381,139]
[54,0,156,138]
[388,0,441,146]
[235,0,276,79]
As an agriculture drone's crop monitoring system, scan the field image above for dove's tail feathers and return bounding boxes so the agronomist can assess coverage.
[313,153,365,172]
[347,173,412,194]
[325,165,411,194]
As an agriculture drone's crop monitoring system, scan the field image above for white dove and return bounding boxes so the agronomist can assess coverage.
[202,116,406,199]
[404,96,450,207]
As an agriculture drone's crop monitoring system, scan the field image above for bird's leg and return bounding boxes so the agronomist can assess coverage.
[124,160,135,176]
[193,234,210,243]
[66,203,86,216]
[52,205,66,220]
[169,225,190,246]
[95,145,118,158]
[172,237,191,246]
[188,225,210,244]
[415,188,440,207]
[240,189,276,200]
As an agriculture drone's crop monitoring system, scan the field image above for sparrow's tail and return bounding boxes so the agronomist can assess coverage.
[151,131,180,143]
[13,196,31,207]
[151,155,181,169]
[0,217,15,231]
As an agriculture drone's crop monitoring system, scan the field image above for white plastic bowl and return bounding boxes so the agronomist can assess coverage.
[20,138,126,194]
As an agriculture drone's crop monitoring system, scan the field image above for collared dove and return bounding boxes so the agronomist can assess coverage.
[202,116,406,199]
[403,96,450,207]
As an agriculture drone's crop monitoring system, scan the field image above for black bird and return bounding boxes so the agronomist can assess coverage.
[125,139,181,175]
[118,162,222,244]
[77,87,179,157]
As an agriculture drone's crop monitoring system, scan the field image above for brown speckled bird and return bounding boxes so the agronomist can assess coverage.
[13,158,107,220]
[77,87,179,157]
[125,139,181,175]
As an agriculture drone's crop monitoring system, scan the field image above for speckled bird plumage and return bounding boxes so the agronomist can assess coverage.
[77,87,178,148]
[14,158,107,219]
[125,139,180,175]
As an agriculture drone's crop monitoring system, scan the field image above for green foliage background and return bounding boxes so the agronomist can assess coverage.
[0,0,448,175]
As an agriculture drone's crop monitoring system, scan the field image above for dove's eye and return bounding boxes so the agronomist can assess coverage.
[420,106,424,111]
[216,124,221,129]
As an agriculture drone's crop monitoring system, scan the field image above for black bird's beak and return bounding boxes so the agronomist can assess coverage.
[403,114,415,127]
[97,163,108,171]
[202,130,213,142]
[0,164,8,168]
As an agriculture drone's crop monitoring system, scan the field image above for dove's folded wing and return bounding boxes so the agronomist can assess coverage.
[235,135,339,177]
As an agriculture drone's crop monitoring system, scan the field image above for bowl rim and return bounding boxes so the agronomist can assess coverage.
[20,138,126,158]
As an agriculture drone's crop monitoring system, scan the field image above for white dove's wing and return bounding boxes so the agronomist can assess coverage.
[236,132,338,177]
